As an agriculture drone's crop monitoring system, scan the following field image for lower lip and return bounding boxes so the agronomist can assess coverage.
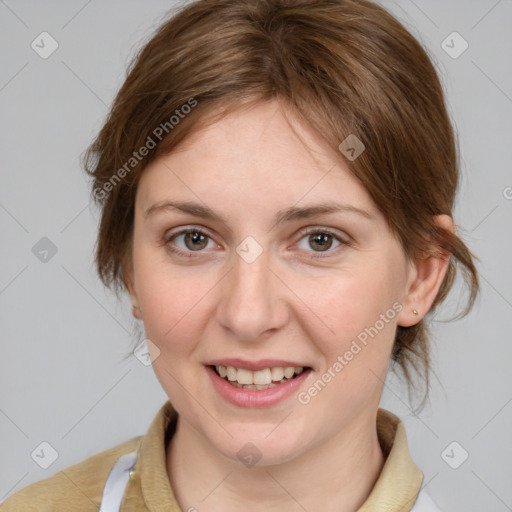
[206,365,312,408]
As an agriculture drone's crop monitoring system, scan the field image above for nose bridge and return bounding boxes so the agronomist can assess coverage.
[217,242,286,341]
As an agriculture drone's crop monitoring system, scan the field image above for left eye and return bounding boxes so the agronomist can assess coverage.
[296,230,344,254]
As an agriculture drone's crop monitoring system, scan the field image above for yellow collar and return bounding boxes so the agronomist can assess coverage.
[134,401,423,511]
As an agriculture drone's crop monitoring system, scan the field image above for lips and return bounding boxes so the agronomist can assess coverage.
[206,364,312,408]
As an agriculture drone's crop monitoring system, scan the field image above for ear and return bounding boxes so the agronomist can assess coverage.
[122,252,142,320]
[397,214,453,327]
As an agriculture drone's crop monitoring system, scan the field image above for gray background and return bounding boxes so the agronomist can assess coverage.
[1,1,511,510]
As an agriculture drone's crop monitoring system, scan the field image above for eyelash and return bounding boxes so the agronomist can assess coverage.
[162,226,350,259]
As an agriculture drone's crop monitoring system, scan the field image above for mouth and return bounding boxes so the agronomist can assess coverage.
[209,364,312,391]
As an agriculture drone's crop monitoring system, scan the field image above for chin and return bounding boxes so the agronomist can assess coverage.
[209,429,309,468]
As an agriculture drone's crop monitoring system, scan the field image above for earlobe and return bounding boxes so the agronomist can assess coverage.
[122,258,142,320]
[132,304,142,319]
[397,260,422,327]
[397,214,453,327]
[128,280,142,320]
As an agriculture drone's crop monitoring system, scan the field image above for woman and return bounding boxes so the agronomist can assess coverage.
[1,0,478,510]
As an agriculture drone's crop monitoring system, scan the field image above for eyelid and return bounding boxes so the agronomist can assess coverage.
[296,226,349,243]
[165,225,218,242]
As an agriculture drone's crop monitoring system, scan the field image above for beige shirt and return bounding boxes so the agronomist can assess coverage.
[0,401,429,511]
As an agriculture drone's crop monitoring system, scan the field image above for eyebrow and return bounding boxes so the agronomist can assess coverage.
[144,200,374,227]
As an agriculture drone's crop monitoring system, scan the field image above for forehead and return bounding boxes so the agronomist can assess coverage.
[136,99,377,220]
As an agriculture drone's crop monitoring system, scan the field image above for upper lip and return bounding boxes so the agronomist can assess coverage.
[206,358,311,372]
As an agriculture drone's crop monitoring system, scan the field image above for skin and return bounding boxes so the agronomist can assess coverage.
[125,99,452,512]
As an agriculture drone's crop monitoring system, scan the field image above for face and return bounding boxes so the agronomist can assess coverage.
[127,99,418,465]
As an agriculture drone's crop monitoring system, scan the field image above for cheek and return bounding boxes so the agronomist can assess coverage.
[294,276,400,417]
[295,267,400,365]
[133,252,216,354]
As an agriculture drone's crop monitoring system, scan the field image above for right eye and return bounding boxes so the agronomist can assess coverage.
[164,228,219,257]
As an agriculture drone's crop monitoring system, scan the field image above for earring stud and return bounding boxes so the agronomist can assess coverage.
[412,309,419,315]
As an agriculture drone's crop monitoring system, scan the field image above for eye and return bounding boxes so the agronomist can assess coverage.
[165,228,218,256]
[163,226,349,259]
[295,228,347,257]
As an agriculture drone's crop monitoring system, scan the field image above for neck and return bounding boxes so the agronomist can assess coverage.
[166,408,386,512]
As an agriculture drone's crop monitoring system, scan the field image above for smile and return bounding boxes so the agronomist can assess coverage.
[206,358,313,407]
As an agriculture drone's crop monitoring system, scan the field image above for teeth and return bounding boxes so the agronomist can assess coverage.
[284,367,295,379]
[237,368,253,385]
[226,366,237,381]
[230,382,280,390]
[271,367,284,381]
[215,365,305,386]
[254,368,271,385]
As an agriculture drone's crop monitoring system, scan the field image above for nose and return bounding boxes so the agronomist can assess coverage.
[215,246,289,343]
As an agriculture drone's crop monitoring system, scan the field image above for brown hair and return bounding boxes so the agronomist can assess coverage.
[83,0,479,409]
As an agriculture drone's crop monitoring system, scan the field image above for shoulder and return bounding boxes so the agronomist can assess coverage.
[0,436,141,512]
[410,488,444,512]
